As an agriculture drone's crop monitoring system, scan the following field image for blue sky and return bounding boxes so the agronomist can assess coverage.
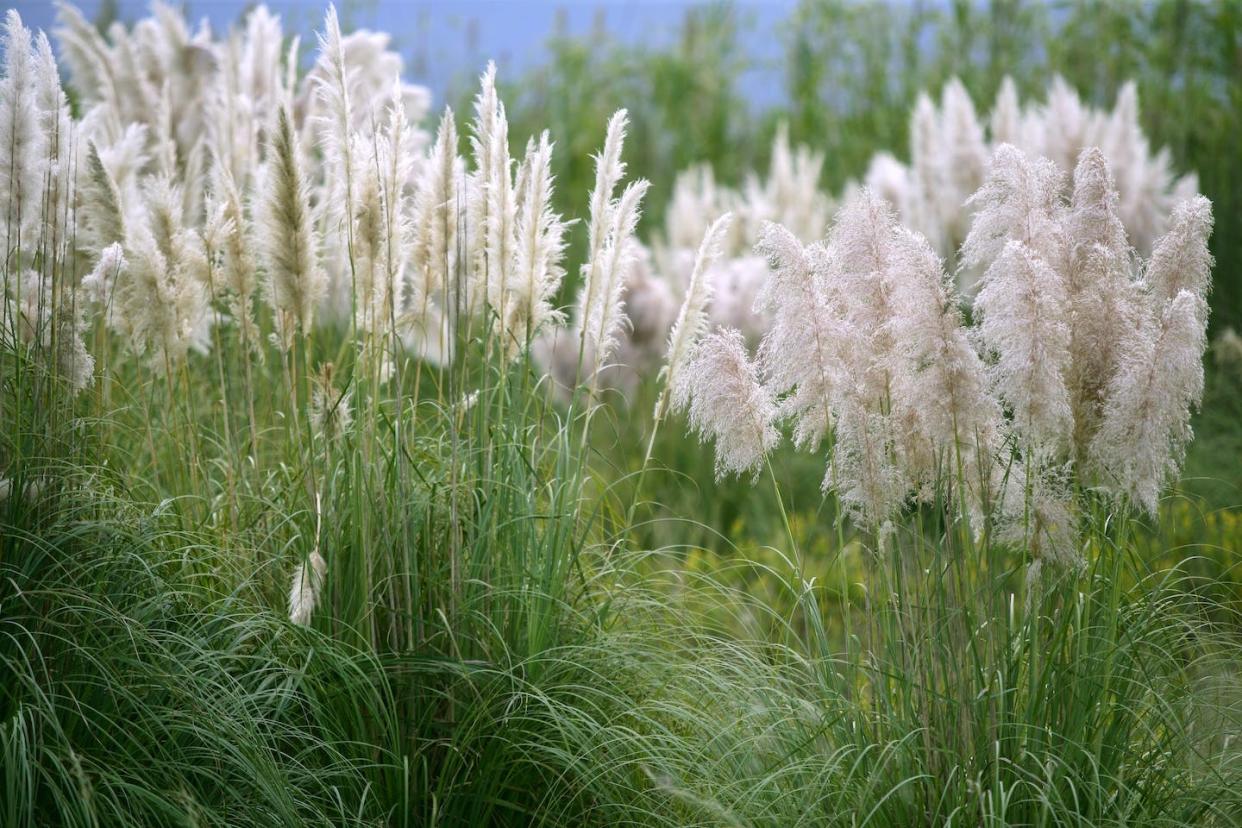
[15,1,797,106]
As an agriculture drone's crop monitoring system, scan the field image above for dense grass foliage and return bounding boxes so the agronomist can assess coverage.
[1,2,1241,826]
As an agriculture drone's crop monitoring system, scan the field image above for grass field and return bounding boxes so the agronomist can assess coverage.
[2,1,1241,826]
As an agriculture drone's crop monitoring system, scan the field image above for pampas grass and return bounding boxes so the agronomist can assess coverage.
[2,5,1238,827]
[258,107,324,348]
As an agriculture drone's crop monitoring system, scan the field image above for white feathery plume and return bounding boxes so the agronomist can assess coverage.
[1064,149,1144,453]
[346,81,416,344]
[313,5,356,184]
[408,108,458,335]
[33,32,73,251]
[0,11,41,261]
[908,92,944,253]
[672,327,777,481]
[861,77,1193,276]
[577,109,629,348]
[79,142,127,259]
[280,35,301,115]
[962,143,1065,273]
[620,244,678,363]
[663,164,729,254]
[298,16,428,148]
[989,76,1022,146]
[585,178,649,377]
[402,305,454,368]
[1039,76,1090,174]
[89,124,150,238]
[144,174,209,291]
[1067,241,1146,457]
[258,108,325,348]
[465,62,500,314]
[816,191,915,523]
[113,224,208,367]
[208,26,254,188]
[887,226,999,508]
[208,160,260,351]
[1143,195,1213,308]
[288,549,326,626]
[238,5,285,156]
[79,242,127,309]
[484,97,517,347]
[312,5,360,324]
[1101,83,1143,211]
[540,245,677,401]
[150,80,178,179]
[973,240,1073,454]
[1066,147,1129,271]
[51,3,112,105]
[862,152,911,220]
[111,176,211,362]
[741,123,832,244]
[753,221,844,450]
[662,211,733,395]
[352,135,387,333]
[822,188,904,403]
[704,254,771,341]
[1091,289,1205,515]
[1096,81,1189,255]
[508,130,567,354]
[939,78,988,224]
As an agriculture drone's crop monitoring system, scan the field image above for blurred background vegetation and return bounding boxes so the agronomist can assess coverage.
[482,0,1242,328]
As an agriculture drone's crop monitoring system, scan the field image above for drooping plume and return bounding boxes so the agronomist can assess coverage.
[672,328,777,481]
[1143,195,1213,309]
[288,550,327,626]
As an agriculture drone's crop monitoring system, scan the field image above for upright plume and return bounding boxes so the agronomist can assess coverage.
[258,108,325,348]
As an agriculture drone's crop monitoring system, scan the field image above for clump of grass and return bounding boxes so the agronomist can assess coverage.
[0,3,1240,826]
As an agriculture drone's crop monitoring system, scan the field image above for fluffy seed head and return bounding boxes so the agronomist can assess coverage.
[672,328,778,480]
